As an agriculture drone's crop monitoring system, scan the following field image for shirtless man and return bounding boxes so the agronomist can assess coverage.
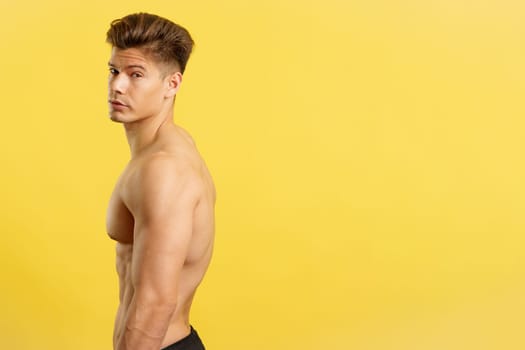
[104,13,215,350]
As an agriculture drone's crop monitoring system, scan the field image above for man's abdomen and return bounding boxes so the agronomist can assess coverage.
[114,243,134,347]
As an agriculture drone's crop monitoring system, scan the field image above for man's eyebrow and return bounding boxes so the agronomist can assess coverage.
[107,62,146,70]
[126,64,146,70]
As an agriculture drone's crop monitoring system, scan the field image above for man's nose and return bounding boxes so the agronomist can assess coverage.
[109,74,127,94]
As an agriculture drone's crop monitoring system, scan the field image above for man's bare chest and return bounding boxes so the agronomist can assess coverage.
[106,173,135,243]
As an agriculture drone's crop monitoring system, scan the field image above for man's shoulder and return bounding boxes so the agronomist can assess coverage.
[140,151,178,172]
[132,152,185,182]
[123,153,203,212]
[134,152,203,194]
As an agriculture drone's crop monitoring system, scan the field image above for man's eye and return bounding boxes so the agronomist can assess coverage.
[131,72,143,78]
[109,68,119,75]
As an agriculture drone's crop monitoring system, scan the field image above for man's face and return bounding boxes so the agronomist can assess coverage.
[107,47,172,123]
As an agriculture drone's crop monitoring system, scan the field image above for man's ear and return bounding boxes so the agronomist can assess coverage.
[165,71,183,98]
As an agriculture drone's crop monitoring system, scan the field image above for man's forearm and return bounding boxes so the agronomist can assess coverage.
[116,297,176,350]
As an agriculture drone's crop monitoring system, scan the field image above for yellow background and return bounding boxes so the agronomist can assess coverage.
[1,0,524,349]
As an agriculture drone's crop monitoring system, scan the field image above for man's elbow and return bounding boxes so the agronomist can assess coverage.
[128,293,178,337]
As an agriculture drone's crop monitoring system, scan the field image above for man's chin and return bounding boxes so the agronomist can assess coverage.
[109,113,125,123]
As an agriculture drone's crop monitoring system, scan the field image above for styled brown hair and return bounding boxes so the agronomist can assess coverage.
[106,13,194,74]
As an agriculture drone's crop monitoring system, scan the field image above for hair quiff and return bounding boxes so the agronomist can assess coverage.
[106,13,194,74]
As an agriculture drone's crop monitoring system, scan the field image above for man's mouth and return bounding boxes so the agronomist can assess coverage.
[109,99,127,106]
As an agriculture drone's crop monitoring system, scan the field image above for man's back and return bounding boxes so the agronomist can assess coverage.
[107,124,215,348]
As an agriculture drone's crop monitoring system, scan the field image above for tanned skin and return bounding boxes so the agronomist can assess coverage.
[106,47,215,350]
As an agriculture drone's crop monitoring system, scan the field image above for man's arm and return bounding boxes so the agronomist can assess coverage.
[116,156,200,350]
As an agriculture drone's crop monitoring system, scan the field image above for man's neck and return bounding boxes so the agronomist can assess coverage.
[123,111,173,158]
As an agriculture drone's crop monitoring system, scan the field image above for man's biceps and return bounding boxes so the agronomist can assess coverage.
[139,197,196,223]
[137,219,193,247]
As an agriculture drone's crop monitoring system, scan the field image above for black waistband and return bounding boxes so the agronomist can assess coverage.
[161,326,205,350]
